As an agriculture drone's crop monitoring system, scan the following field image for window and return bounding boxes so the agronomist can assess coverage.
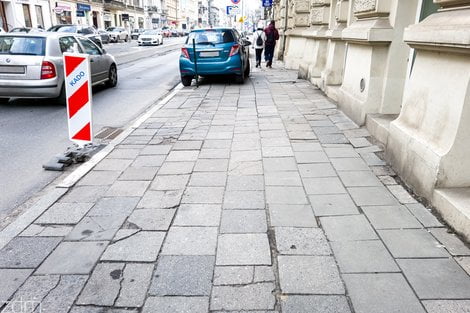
[187,30,234,45]
[78,37,101,55]
[22,4,32,28]
[35,5,44,28]
[59,36,81,53]
[0,36,45,55]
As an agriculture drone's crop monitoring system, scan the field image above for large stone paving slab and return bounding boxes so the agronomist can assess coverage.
[361,205,422,229]
[142,296,209,313]
[275,227,330,255]
[0,237,61,268]
[378,229,449,258]
[309,194,359,216]
[216,234,271,265]
[278,255,344,294]
[149,255,214,296]
[161,227,218,255]
[115,263,154,307]
[397,258,470,299]
[36,241,107,274]
[173,204,221,226]
[0,269,33,302]
[343,273,426,313]
[210,283,276,311]
[35,203,93,224]
[268,204,317,227]
[281,295,351,313]
[320,215,378,242]
[423,300,470,313]
[220,210,267,233]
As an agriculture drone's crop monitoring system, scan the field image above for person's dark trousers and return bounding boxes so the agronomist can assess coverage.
[264,45,275,67]
[255,48,263,67]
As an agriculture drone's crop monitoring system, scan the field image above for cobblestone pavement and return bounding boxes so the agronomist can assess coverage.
[1,64,470,313]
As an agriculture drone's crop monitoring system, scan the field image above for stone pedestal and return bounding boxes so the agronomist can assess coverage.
[299,1,331,83]
[320,0,349,98]
[338,0,418,125]
[387,4,470,199]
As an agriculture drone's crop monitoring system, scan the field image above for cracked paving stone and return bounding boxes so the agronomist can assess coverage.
[275,227,331,256]
[254,266,275,283]
[278,256,345,294]
[101,231,164,262]
[36,203,93,224]
[216,234,271,266]
[150,174,190,190]
[0,237,61,268]
[3,275,60,312]
[213,266,253,285]
[115,263,154,307]
[34,275,87,313]
[138,190,183,209]
[149,255,214,296]
[210,283,276,311]
[142,296,209,313]
[281,295,351,313]
[0,269,33,302]
[78,263,125,306]
[430,228,470,256]
[127,208,176,231]
[161,227,218,255]
[20,224,72,237]
[66,215,127,241]
[36,241,107,275]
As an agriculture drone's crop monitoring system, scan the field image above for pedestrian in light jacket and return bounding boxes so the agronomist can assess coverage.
[264,21,280,68]
[253,26,266,68]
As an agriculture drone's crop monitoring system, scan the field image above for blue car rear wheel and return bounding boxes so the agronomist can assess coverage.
[181,76,193,87]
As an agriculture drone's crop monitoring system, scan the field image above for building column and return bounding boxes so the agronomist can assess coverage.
[298,0,331,85]
[387,0,470,204]
[337,0,418,125]
[319,0,349,100]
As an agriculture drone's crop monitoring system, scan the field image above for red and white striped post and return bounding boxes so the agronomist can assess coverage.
[63,53,93,147]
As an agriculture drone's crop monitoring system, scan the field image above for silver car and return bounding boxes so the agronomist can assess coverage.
[0,32,117,104]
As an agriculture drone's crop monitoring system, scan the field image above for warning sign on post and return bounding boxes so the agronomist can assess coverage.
[63,53,93,146]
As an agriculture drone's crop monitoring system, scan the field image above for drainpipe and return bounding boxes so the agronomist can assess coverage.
[280,0,288,60]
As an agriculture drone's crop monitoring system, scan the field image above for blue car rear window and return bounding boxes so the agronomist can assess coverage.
[187,30,234,45]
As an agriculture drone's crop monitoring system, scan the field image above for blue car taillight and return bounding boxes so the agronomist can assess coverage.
[181,48,190,59]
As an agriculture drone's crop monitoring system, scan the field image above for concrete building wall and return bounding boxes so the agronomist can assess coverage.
[273,0,470,241]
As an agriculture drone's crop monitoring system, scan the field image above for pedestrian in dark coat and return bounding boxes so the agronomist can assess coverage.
[253,25,266,68]
[264,21,280,68]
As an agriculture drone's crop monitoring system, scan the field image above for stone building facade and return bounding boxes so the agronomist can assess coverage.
[272,0,470,240]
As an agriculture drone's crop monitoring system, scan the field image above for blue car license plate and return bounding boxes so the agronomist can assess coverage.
[200,51,219,57]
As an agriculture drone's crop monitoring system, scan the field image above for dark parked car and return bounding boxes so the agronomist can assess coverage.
[97,29,110,44]
[48,24,102,48]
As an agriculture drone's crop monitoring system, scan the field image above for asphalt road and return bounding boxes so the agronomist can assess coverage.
[0,38,184,215]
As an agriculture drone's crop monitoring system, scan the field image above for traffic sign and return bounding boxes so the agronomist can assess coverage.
[231,0,241,4]
[262,0,273,7]
[226,5,239,15]
[63,53,93,146]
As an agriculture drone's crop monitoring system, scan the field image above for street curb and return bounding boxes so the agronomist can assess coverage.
[57,83,183,188]
[0,188,68,250]
[0,84,183,250]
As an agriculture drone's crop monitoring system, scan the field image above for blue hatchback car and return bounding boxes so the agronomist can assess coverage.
[179,28,251,86]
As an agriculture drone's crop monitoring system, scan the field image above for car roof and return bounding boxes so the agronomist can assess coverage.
[0,32,86,39]
[191,28,234,32]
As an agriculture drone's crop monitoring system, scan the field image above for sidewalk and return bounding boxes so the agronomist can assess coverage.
[1,63,470,313]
